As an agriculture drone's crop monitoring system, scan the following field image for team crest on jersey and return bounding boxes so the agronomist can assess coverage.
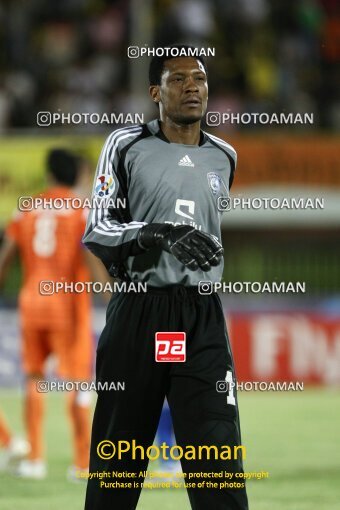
[207,172,228,196]
[207,172,230,211]
[95,174,115,197]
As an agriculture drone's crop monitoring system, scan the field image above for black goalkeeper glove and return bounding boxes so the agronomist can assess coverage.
[137,223,223,271]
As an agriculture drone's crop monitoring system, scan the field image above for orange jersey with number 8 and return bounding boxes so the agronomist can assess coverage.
[6,186,90,331]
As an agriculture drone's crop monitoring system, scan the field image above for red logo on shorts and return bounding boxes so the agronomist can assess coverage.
[155,332,186,362]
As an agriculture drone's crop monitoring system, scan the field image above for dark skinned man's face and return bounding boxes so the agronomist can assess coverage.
[150,57,208,125]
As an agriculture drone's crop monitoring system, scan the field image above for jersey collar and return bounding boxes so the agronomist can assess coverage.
[146,119,207,146]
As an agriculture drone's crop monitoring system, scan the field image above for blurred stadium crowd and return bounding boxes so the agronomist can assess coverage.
[0,0,339,132]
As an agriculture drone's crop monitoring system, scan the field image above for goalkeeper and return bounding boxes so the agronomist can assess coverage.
[83,44,248,510]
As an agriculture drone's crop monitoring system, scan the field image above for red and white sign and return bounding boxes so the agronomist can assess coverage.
[228,313,340,385]
[155,332,186,362]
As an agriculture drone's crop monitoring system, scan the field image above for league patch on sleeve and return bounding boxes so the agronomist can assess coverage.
[95,174,115,197]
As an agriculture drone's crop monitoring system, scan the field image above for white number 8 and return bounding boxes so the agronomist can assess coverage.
[33,214,57,257]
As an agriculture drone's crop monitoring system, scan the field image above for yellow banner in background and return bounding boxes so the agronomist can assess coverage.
[0,135,104,227]
[1,134,339,227]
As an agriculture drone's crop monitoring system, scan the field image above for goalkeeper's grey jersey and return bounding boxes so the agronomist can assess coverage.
[83,119,237,287]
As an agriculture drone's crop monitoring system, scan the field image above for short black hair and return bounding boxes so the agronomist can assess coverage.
[149,44,208,86]
[46,148,78,186]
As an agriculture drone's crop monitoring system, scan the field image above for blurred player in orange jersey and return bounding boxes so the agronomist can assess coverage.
[0,149,108,480]
[66,153,111,481]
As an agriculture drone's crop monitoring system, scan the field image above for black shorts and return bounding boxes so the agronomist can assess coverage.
[85,285,248,510]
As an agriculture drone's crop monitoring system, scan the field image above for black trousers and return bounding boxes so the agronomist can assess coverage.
[84,285,248,510]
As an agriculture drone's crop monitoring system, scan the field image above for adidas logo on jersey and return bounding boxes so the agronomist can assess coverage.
[178,155,194,167]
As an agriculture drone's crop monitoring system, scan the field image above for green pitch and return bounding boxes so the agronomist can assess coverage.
[0,389,339,510]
